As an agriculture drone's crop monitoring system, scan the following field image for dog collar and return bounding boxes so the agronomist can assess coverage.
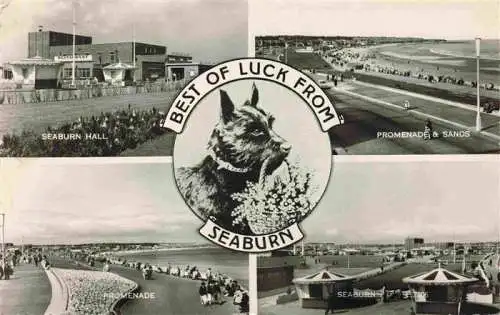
[209,150,250,173]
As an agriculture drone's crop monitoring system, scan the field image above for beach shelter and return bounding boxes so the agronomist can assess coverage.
[402,265,479,314]
[6,55,63,89]
[293,269,354,309]
[103,62,136,86]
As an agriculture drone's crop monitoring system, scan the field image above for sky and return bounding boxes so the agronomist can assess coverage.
[249,0,500,40]
[0,0,248,64]
[0,156,498,245]
[304,156,500,244]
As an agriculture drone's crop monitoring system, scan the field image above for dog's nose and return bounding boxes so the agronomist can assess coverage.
[280,142,291,153]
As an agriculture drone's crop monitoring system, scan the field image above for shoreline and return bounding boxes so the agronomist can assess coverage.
[106,245,218,256]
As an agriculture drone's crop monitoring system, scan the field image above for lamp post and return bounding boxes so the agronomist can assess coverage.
[71,0,76,88]
[475,38,482,131]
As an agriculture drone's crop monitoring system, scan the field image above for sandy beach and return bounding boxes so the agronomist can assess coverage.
[108,245,217,256]
[334,41,500,85]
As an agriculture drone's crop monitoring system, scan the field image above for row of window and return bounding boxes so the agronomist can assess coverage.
[63,68,91,79]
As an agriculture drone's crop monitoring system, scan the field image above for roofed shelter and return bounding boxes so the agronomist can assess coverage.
[403,264,479,314]
[103,62,136,86]
[293,269,355,309]
[6,55,63,89]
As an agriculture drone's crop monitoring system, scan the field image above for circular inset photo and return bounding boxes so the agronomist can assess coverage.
[173,79,332,236]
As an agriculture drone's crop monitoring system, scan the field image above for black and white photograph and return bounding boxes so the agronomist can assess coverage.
[0,159,250,315]
[0,0,248,157]
[257,156,500,315]
[173,80,332,236]
[250,0,500,155]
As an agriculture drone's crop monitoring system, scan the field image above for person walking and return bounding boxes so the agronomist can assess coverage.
[0,257,4,280]
[207,281,214,305]
[325,292,336,314]
[199,282,208,306]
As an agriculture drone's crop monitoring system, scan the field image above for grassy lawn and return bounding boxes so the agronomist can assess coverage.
[317,255,386,268]
[286,49,331,70]
[354,263,464,290]
[0,91,179,137]
[353,72,500,106]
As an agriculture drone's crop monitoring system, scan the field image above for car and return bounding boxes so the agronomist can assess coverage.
[483,101,500,113]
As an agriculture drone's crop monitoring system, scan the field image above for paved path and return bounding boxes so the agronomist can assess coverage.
[326,82,500,154]
[0,263,51,315]
[347,80,500,138]
[49,256,243,315]
[110,264,240,315]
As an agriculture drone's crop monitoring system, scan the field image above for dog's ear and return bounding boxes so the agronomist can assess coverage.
[220,89,235,123]
[249,83,259,107]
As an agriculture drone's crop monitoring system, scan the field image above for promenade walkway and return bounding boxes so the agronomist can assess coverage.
[343,80,500,140]
[0,263,51,315]
[49,257,242,315]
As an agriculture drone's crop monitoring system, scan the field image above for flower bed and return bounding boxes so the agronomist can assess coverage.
[0,106,168,157]
[232,160,318,235]
[53,268,137,315]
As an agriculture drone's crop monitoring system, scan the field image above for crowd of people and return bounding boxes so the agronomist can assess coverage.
[0,251,52,280]
[0,105,169,157]
[102,255,250,314]
[324,48,498,92]
[0,254,15,280]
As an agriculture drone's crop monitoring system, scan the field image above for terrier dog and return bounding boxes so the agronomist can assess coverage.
[175,83,291,234]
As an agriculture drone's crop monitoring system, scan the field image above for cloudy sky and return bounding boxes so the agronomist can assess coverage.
[1,156,498,245]
[304,156,500,244]
[250,0,499,40]
[0,0,248,64]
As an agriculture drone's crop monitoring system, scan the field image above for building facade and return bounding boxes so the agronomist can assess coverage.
[28,30,92,58]
[405,237,425,251]
[167,53,193,63]
[165,63,212,82]
[28,30,167,83]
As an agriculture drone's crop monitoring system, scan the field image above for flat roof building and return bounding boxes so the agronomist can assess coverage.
[405,237,425,251]
[27,29,167,84]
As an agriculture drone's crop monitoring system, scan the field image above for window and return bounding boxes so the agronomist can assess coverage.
[22,68,29,79]
[77,68,90,78]
[63,68,73,78]
[110,52,115,63]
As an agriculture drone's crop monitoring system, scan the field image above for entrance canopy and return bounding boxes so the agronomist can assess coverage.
[8,55,62,67]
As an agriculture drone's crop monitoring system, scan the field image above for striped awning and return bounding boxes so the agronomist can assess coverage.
[402,267,479,286]
[293,269,354,284]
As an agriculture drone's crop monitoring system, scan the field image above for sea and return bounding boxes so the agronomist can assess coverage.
[374,40,500,84]
[117,247,249,287]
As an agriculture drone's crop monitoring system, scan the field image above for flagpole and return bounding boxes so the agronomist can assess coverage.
[475,38,482,131]
[132,23,136,82]
[133,23,136,67]
[71,0,76,88]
